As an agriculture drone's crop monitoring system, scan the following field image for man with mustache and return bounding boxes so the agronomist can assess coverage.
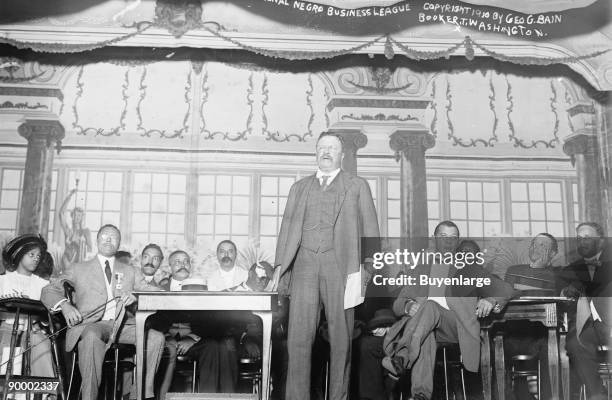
[41,224,164,400]
[205,240,248,291]
[162,249,240,393]
[558,222,612,400]
[273,132,380,400]
[139,243,164,286]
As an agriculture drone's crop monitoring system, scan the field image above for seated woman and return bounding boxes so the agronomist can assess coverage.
[0,234,54,377]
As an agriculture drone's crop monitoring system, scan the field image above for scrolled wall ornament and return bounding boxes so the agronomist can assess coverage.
[0,101,47,110]
[351,132,368,150]
[201,69,253,141]
[140,68,192,139]
[263,74,314,142]
[429,80,438,138]
[347,67,414,94]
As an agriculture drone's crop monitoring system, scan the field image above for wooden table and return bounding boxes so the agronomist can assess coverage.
[480,298,571,400]
[133,291,277,400]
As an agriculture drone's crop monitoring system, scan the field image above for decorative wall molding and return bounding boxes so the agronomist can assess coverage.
[138,66,192,139]
[263,73,314,142]
[488,72,499,146]
[429,79,438,138]
[327,98,429,111]
[340,113,417,122]
[0,86,63,100]
[201,68,253,141]
[346,67,413,94]
[446,74,498,147]
[72,67,128,137]
[0,101,47,110]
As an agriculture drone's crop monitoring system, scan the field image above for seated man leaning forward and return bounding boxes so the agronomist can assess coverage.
[382,220,514,400]
[41,224,164,400]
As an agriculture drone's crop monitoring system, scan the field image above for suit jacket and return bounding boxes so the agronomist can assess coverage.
[41,256,158,351]
[557,246,612,335]
[389,263,514,371]
[275,171,380,300]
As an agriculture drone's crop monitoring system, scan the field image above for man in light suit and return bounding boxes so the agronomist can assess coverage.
[41,224,164,400]
[274,131,380,400]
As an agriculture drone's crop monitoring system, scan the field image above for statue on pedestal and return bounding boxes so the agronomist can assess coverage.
[59,185,91,268]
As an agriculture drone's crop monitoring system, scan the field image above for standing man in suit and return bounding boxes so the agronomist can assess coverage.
[559,222,611,399]
[274,131,380,400]
[41,224,164,400]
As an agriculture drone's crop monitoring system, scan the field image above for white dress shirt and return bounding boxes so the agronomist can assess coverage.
[584,251,603,320]
[316,168,341,186]
[427,263,450,310]
[97,254,116,321]
[169,278,185,292]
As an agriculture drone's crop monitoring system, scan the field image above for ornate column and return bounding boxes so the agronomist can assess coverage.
[389,130,435,250]
[17,119,65,238]
[327,128,367,175]
[563,133,603,224]
[597,92,612,234]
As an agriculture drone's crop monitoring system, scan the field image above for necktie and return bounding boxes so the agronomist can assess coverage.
[321,175,330,190]
[104,260,112,284]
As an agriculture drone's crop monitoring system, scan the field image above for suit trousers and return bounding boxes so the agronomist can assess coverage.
[286,247,354,400]
[77,321,164,400]
[394,300,459,400]
[566,317,609,399]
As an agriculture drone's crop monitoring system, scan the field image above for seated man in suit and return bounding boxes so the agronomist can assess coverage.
[41,224,164,400]
[382,221,514,400]
[558,222,612,400]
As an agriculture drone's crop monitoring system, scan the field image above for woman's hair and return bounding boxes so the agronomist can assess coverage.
[2,234,47,272]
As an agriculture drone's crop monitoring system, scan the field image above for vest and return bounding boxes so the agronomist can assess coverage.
[301,177,337,253]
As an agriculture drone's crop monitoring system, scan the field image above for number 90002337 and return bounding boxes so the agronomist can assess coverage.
[7,379,59,393]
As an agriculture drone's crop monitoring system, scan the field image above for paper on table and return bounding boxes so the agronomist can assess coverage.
[344,266,364,309]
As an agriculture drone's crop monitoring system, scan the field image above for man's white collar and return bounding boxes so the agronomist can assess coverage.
[316,168,341,184]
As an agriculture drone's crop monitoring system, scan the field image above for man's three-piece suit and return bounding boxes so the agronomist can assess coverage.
[275,170,379,400]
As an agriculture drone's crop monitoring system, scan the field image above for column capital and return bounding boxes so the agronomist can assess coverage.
[389,130,435,161]
[563,134,597,159]
[18,119,65,153]
[327,128,368,152]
